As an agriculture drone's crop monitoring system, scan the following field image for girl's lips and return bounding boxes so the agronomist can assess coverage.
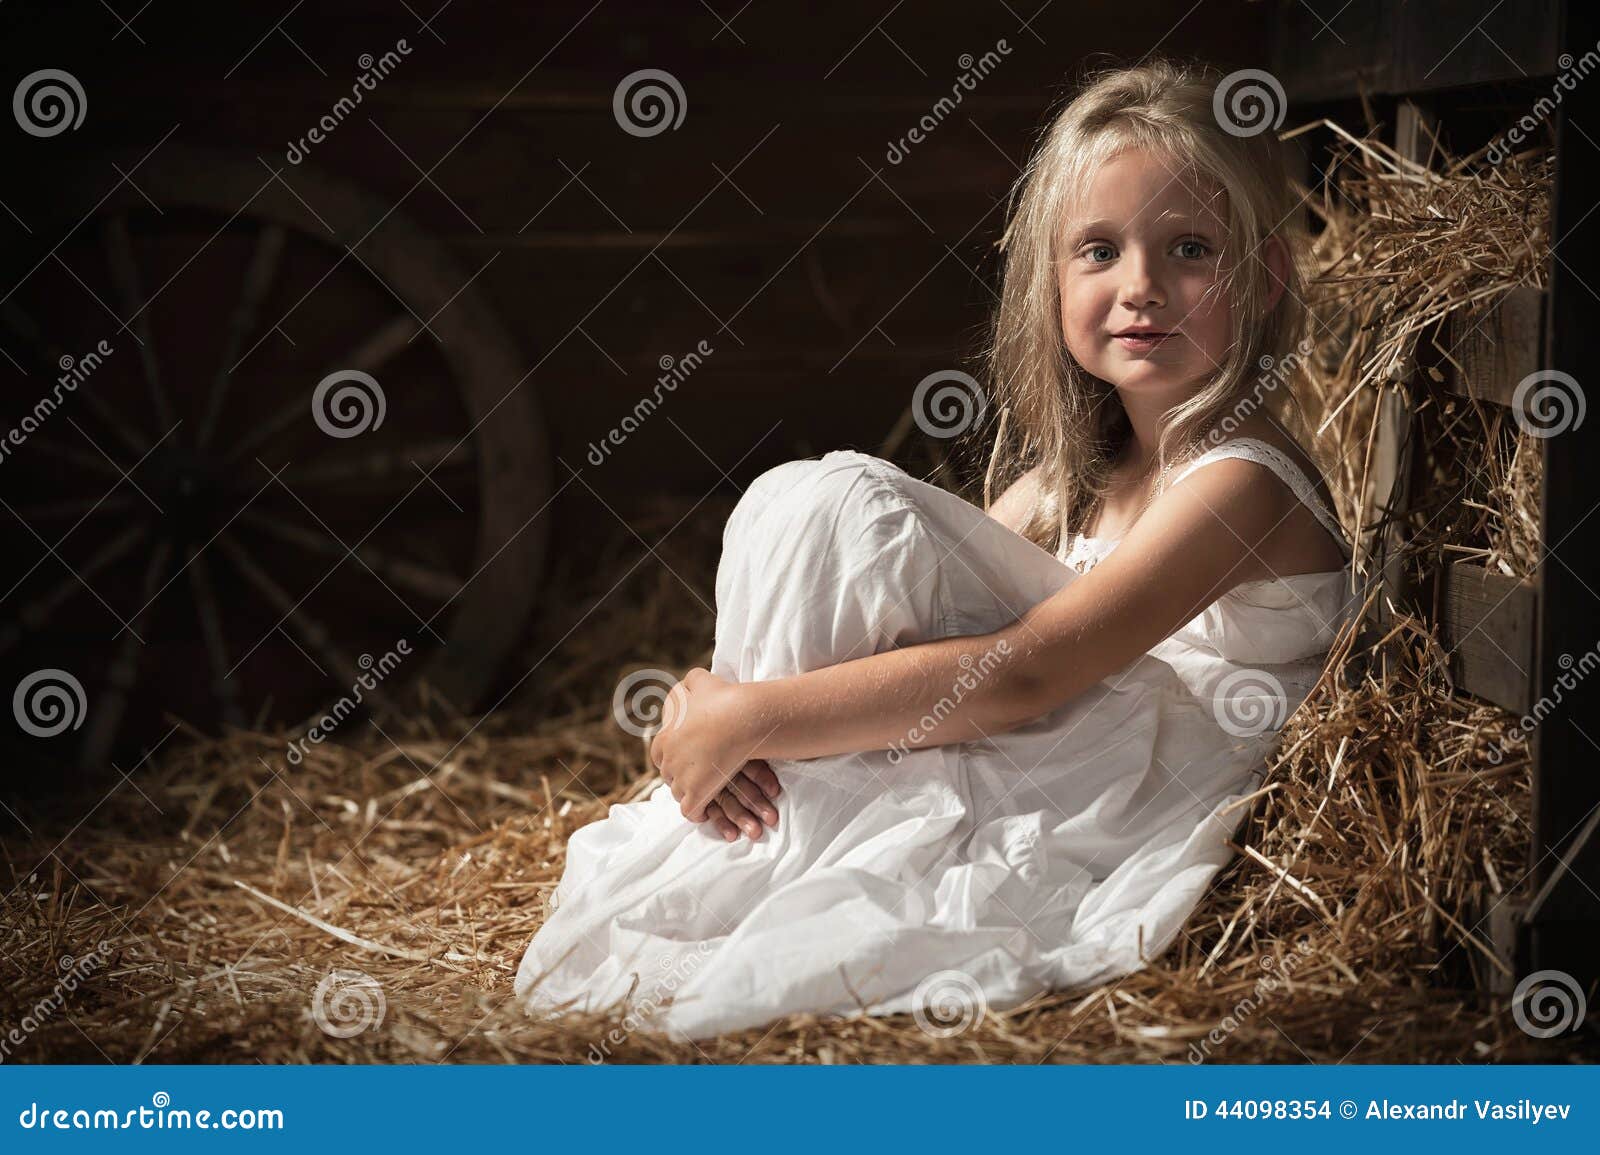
[1112,332,1173,350]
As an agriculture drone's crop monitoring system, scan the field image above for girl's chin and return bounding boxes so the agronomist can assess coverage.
[1101,363,1198,388]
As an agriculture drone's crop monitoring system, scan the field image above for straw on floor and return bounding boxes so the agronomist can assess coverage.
[2,117,1590,1063]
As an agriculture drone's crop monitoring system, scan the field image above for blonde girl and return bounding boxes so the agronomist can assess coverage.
[516,56,1358,1042]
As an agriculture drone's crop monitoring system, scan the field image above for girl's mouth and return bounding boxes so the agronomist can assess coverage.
[1112,332,1173,352]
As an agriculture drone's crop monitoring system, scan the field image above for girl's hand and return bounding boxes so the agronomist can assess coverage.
[704,760,783,842]
[648,668,771,825]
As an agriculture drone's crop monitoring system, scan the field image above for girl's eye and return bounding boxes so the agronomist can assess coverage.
[1079,240,1208,263]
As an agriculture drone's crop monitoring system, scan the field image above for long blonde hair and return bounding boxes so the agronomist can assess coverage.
[975,56,1312,553]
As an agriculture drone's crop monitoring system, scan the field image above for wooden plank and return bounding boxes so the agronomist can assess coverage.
[1527,807,1600,922]
[455,233,996,359]
[1361,99,1432,628]
[1270,0,1395,105]
[1527,0,1600,979]
[1439,560,1537,715]
[1392,0,1562,94]
[1273,0,1561,103]
[1443,286,1544,410]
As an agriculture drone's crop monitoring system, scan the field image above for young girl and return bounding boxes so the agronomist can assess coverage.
[514,58,1360,1043]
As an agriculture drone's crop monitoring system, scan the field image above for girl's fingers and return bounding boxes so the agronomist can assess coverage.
[729,771,779,828]
[739,760,783,803]
[706,805,740,842]
[716,791,766,841]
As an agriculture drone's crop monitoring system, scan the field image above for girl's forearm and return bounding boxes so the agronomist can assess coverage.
[741,624,1049,762]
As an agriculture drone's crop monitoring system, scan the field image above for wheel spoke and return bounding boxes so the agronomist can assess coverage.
[239,507,463,601]
[221,313,420,464]
[214,530,397,713]
[101,214,178,429]
[198,224,287,449]
[284,439,476,487]
[76,537,172,771]
[0,300,152,457]
[15,492,137,520]
[0,522,146,656]
[20,436,123,478]
[186,547,246,728]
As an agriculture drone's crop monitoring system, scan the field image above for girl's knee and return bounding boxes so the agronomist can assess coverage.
[729,451,889,545]
[725,457,819,546]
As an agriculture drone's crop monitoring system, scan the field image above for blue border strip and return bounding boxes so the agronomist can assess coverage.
[2,1064,1594,1151]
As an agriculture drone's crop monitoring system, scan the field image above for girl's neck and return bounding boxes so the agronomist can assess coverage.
[1116,378,1207,471]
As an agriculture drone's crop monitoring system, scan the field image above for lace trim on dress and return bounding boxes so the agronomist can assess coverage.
[1167,438,1353,557]
[1056,437,1352,575]
[1060,532,1109,575]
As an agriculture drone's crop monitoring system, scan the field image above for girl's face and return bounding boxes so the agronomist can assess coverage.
[1056,147,1241,394]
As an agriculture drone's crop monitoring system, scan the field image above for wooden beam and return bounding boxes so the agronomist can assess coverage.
[1439,560,1537,714]
[1272,0,1562,103]
[1528,0,1600,984]
[1362,98,1433,628]
[1443,286,1545,412]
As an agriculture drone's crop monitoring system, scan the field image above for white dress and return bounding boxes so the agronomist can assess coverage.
[513,441,1360,1042]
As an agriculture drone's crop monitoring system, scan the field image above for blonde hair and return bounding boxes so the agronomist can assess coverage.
[975,56,1313,553]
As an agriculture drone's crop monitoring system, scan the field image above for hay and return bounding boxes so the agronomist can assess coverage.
[1287,117,1552,582]
[4,122,1594,1064]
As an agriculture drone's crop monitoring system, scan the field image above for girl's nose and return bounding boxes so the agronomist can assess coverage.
[1118,250,1165,309]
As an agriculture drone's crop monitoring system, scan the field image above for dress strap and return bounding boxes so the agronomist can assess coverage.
[1167,438,1352,556]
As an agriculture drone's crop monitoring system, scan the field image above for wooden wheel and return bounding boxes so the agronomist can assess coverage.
[0,144,552,771]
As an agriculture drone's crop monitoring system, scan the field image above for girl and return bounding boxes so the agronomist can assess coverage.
[514,58,1359,1043]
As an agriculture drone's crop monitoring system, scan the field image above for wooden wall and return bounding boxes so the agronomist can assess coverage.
[5,0,1272,499]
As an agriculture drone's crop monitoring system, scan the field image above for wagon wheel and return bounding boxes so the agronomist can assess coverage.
[0,144,552,773]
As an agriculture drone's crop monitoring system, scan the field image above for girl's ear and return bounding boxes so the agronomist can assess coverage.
[1261,234,1289,315]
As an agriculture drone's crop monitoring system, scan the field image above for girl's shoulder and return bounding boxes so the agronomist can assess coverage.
[1187,418,1339,518]
[1176,417,1351,572]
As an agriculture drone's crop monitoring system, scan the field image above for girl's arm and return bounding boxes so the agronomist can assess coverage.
[741,457,1287,763]
[984,463,1042,533]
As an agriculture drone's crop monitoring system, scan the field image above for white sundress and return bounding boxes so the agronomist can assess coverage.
[513,440,1361,1042]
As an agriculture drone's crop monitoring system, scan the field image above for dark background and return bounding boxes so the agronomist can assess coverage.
[21,0,1564,794]
[0,1,1277,778]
